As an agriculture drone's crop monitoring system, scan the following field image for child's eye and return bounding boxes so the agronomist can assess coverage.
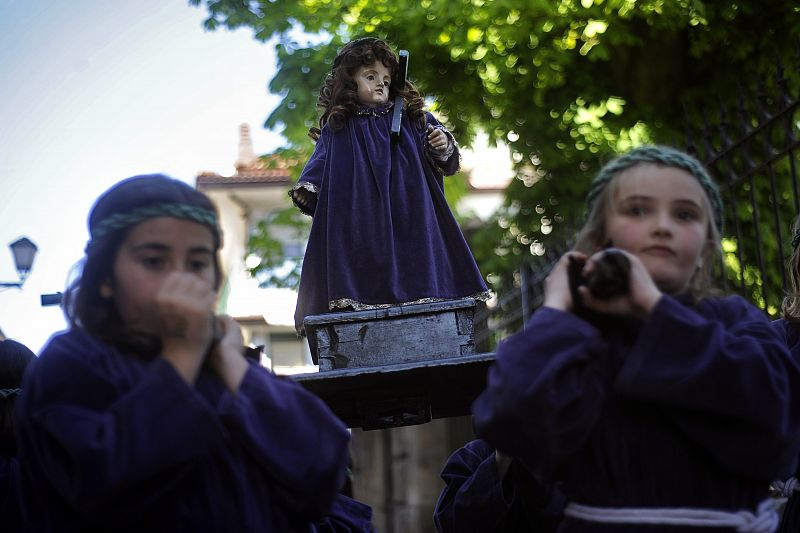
[625,205,646,216]
[383,81,390,87]
[366,74,375,81]
[676,209,699,221]
[141,257,165,269]
[189,260,211,273]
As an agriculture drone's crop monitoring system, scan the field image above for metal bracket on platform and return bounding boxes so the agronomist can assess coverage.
[358,396,432,431]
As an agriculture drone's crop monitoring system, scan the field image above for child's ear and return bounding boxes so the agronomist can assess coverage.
[99,279,113,298]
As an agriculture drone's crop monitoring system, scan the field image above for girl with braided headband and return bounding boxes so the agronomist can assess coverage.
[14,174,354,532]
[472,146,800,532]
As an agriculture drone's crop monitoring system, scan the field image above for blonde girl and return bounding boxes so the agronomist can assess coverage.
[473,146,800,532]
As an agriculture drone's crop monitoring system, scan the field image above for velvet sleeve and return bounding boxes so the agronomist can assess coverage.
[434,440,514,533]
[216,364,350,520]
[423,113,460,176]
[472,308,611,478]
[15,334,227,525]
[615,294,800,480]
[773,318,800,479]
[290,125,331,215]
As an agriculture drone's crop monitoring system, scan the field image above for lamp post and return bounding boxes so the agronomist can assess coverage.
[0,237,38,289]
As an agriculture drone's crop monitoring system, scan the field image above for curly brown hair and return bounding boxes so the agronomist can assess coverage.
[316,37,426,131]
[782,215,800,321]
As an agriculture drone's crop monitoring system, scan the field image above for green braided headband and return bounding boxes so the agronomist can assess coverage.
[586,146,724,231]
[89,203,220,242]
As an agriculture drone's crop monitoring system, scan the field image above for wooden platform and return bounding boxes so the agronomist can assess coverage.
[303,299,479,370]
[293,352,495,430]
[294,298,493,429]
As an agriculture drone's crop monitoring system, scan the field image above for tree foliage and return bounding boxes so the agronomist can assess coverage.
[190,0,800,296]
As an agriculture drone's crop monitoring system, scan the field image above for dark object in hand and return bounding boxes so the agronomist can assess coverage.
[567,248,632,329]
[568,248,631,303]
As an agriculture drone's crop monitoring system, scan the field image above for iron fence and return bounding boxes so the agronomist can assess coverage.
[476,54,800,349]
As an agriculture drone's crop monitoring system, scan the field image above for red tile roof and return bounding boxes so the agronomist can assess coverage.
[196,168,291,187]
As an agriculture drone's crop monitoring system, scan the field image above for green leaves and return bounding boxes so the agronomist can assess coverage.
[246,204,311,289]
[191,0,800,295]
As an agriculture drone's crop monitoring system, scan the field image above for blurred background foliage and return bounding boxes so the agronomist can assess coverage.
[190,0,800,299]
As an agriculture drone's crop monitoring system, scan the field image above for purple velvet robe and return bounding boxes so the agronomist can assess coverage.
[772,318,800,533]
[292,104,488,332]
[473,295,800,532]
[14,328,353,533]
[434,439,564,533]
[0,456,23,532]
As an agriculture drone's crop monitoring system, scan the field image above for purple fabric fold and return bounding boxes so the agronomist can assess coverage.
[293,107,487,331]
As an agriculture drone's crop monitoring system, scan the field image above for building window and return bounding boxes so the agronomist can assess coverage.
[269,332,308,368]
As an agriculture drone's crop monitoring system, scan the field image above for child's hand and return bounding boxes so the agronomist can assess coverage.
[207,315,248,393]
[543,252,587,312]
[155,272,217,383]
[578,249,662,319]
[426,125,450,153]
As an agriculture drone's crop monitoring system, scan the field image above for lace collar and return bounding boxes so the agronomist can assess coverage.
[355,101,394,117]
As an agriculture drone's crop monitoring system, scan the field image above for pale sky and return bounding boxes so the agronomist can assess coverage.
[0,0,512,353]
[0,0,285,352]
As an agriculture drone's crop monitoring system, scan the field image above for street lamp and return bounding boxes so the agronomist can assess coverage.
[0,237,38,289]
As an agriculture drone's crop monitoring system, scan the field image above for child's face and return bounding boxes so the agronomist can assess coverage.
[604,164,710,294]
[101,217,217,335]
[355,61,391,107]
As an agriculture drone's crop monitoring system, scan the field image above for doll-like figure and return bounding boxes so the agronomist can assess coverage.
[290,37,490,334]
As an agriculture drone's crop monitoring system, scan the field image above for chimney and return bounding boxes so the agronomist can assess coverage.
[235,124,257,170]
